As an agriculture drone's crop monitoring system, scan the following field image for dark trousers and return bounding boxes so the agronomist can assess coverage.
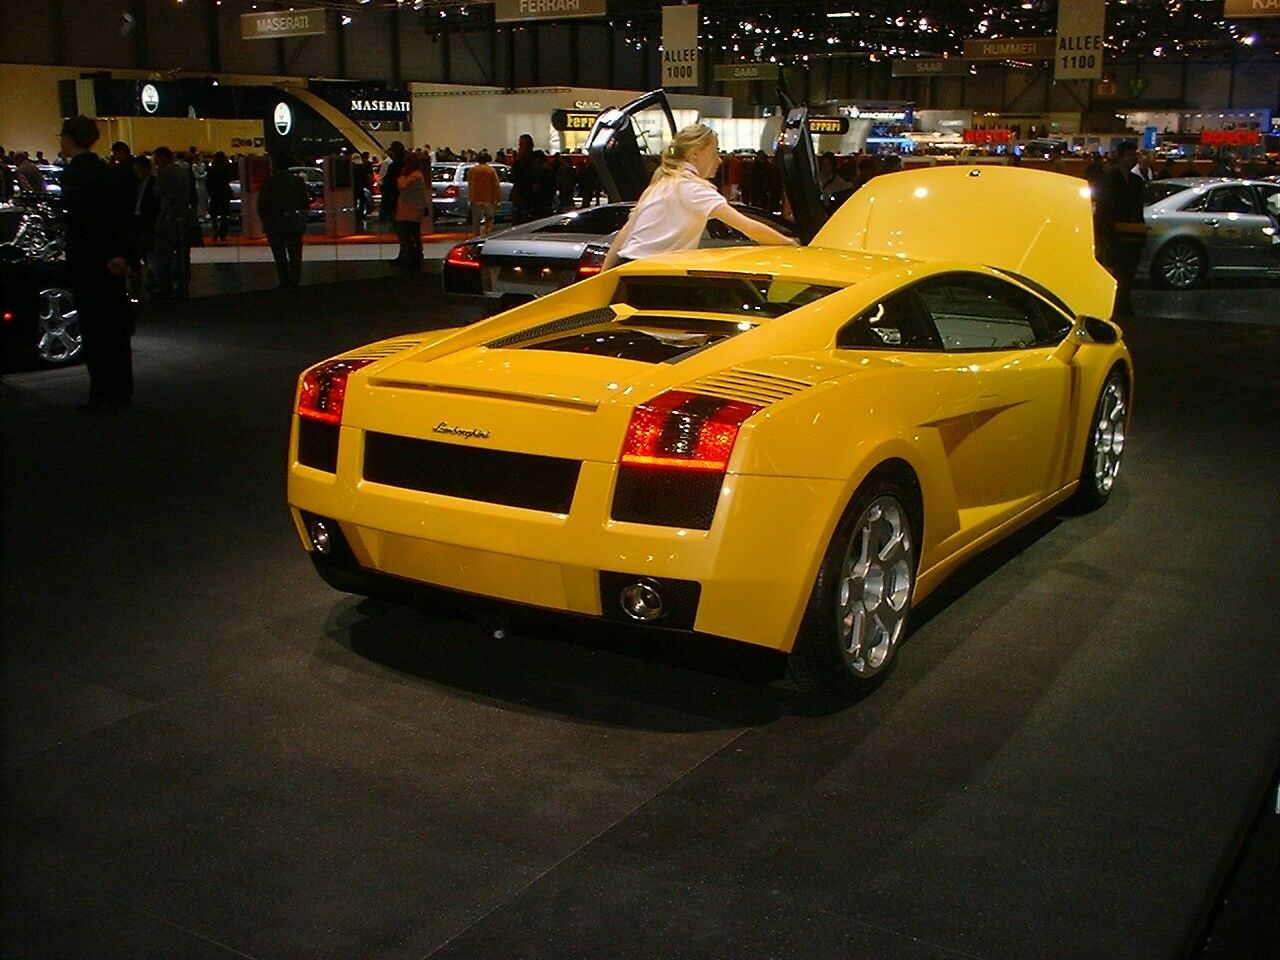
[268,231,304,287]
[1101,236,1142,317]
[209,196,231,240]
[396,220,423,266]
[76,275,134,404]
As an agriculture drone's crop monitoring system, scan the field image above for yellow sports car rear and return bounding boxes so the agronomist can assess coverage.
[288,166,1132,696]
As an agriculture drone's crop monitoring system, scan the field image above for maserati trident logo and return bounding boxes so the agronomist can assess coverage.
[273,101,293,136]
[140,84,159,114]
[434,421,490,440]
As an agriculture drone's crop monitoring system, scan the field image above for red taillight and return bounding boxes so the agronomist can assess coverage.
[620,391,762,473]
[1,311,13,323]
[297,357,374,425]
[446,242,482,268]
[576,246,606,281]
[443,184,460,198]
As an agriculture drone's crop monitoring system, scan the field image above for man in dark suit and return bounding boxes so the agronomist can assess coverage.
[58,116,135,409]
[1093,140,1147,318]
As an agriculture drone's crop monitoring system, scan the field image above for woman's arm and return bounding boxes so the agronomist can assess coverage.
[601,209,638,270]
[710,202,798,246]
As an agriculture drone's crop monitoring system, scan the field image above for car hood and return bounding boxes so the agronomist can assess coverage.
[812,165,1116,319]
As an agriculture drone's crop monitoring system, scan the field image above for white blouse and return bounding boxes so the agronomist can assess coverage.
[618,162,727,260]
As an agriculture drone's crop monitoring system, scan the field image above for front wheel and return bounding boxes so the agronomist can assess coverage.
[1153,239,1203,289]
[789,482,917,698]
[1075,371,1128,510]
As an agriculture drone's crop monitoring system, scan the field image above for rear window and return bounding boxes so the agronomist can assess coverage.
[431,166,456,183]
[534,206,634,235]
[612,275,840,319]
[1144,181,1190,206]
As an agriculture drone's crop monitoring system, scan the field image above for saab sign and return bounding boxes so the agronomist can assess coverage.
[241,8,327,40]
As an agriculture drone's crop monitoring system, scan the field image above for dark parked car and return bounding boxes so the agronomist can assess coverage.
[0,199,80,367]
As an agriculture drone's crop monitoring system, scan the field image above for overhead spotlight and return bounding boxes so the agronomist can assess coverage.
[120,12,135,36]
[341,14,352,25]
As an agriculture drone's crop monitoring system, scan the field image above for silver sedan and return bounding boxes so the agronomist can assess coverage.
[1140,178,1280,289]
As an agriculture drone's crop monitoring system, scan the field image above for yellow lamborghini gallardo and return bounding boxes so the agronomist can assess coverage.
[288,130,1131,696]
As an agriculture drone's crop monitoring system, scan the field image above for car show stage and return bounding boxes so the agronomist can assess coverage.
[2,274,1277,959]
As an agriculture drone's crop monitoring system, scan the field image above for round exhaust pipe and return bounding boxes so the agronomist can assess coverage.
[308,518,333,555]
[619,578,666,622]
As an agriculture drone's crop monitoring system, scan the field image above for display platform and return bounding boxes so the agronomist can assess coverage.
[2,275,1277,959]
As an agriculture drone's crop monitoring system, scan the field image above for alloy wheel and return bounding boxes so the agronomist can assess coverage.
[36,288,81,364]
[1159,242,1201,289]
[836,496,914,677]
[1092,379,1127,494]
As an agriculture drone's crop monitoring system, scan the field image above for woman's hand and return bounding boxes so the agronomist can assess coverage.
[711,203,798,246]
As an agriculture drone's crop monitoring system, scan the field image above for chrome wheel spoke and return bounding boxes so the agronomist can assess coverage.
[836,495,915,678]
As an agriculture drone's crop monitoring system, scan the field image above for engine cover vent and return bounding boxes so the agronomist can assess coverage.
[485,307,617,349]
[683,368,813,407]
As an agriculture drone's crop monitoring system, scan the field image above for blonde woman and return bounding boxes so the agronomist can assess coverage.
[602,124,796,269]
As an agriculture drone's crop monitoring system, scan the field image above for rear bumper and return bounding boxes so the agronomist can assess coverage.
[287,420,841,652]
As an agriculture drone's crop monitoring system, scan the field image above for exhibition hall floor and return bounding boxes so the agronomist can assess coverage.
[2,275,1277,959]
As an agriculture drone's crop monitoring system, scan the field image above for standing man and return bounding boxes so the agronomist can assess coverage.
[152,146,196,297]
[379,141,406,237]
[257,153,310,288]
[1093,140,1146,318]
[58,116,135,409]
[509,133,535,224]
[466,152,501,236]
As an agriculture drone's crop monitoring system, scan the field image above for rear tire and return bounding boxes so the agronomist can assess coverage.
[789,481,917,698]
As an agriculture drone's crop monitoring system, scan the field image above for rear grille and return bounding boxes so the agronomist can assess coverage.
[485,307,615,349]
[683,368,812,406]
[363,432,581,513]
[611,468,723,530]
[297,418,339,472]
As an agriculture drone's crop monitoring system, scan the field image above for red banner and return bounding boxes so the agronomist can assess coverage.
[964,129,1012,144]
[1200,129,1261,146]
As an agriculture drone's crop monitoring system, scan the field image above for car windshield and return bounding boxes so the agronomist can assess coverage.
[1145,181,1191,205]
[613,275,841,319]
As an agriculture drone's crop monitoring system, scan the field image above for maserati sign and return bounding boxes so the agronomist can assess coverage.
[241,8,327,39]
[273,102,293,136]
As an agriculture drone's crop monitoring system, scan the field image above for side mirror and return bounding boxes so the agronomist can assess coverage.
[1052,324,1085,365]
[1054,315,1118,364]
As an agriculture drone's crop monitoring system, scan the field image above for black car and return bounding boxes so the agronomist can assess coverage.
[0,201,81,367]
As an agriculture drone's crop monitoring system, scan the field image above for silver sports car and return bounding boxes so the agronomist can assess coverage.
[441,202,796,302]
[1140,178,1280,289]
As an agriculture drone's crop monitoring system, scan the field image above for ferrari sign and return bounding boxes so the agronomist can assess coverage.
[808,117,850,136]
[1055,0,1105,80]
[493,0,607,22]
[1223,0,1280,15]
[551,109,600,131]
[241,8,327,40]
[662,6,699,88]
